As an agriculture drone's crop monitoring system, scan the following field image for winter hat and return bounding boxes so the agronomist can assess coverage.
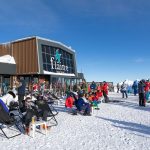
[78,90,85,98]
[8,91,16,98]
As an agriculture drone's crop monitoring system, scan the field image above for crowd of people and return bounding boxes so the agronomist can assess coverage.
[65,80,109,116]
[0,77,149,137]
[0,77,58,135]
[137,79,150,107]
[117,79,150,107]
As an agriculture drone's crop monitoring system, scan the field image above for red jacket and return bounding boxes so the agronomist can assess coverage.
[33,84,39,91]
[92,96,98,101]
[96,91,103,98]
[102,83,108,95]
[145,82,150,92]
[88,85,91,92]
[97,85,101,91]
[65,96,74,108]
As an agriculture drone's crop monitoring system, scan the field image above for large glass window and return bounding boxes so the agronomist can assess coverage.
[41,45,75,74]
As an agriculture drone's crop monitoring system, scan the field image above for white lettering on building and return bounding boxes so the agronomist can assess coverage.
[50,57,68,72]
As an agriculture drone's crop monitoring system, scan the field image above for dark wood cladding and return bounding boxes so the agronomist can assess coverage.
[0,43,11,56]
[12,38,39,75]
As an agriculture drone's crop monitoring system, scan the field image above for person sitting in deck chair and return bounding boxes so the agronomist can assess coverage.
[23,96,55,133]
[1,91,18,111]
[35,95,53,121]
[0,91,24,138]
[23,97,38,133]
[0,97,15,125]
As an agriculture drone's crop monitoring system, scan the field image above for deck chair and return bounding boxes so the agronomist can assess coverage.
[49,92,59,100]
[48,93,63,105]
[47,102,58,127]
[35,97,58,127]
[0,99,23,139]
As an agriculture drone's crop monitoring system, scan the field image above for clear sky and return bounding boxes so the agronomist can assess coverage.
[0,0,150,83]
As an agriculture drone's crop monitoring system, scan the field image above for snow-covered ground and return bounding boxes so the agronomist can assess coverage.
[0,92,150,150]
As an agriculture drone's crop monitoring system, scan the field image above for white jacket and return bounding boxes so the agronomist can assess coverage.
[1,93,17,108]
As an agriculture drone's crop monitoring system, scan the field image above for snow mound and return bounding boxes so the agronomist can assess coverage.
[0,55,16,64]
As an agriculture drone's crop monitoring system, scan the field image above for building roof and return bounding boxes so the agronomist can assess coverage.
[1,36,75,52]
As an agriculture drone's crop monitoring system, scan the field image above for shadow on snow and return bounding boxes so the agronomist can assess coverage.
[96,116,150,138]
[108,97,150,112]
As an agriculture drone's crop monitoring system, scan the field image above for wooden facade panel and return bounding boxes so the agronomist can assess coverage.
[31,39,38,72]
[22,41,25,73]
[28,40,32,72]
[12,43,18,66]
[0,43,11,56]
[12,38,39,74]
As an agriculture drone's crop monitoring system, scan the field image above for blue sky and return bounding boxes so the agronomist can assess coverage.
[0,0,150,83]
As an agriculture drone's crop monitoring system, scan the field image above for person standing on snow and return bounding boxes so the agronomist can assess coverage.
[117,83,120,93]
[16,77,26,112]
[90,81,97,92]
[39,81,45,96]
[81,79,88,93]
[121,81,128,98]
[144,79,150,101]
[138,79,146,107]
[132,80,138,96]
[102,81,109,103]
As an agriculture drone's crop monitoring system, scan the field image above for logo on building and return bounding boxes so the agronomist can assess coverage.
[55,49,61,63]
[50,49,68,72]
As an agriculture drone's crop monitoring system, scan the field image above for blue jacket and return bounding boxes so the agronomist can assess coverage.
[132,81,138,90]
[18,80,26,95]
[0,99,9,113]
[76,97,86,111]
[90,83,96,90]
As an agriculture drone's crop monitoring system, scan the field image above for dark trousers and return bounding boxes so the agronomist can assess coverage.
[36,100,51,121]
[82,103,91,114]
[103,91,109,103]
[122,91,128,98]
[23,107,49,127]
[117,88,120,93]
[139,93,145,106]
[23,109,35,127]
[18,94,25,109]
